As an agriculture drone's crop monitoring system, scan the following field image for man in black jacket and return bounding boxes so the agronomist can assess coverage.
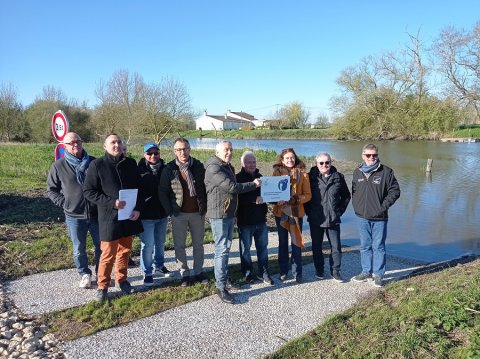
[351,144,400,287]
[84,134,144,302]
[47,132,100,289]
[236,151,274,285]
[159,138,208,287]
[138,143,171,287]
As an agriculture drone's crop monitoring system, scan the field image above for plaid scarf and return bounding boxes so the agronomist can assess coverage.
[176,157,196,197]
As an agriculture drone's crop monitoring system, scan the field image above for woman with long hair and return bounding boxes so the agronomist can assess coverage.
[272,148,311,283]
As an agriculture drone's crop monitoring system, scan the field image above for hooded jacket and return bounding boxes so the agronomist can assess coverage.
[204,155,256,219]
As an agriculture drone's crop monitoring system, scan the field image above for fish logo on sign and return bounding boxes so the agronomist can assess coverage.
[278,178,289,191]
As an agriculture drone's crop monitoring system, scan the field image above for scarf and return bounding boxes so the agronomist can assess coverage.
[148,161,162,175]
[280,205,304,248]
[64,149,90,185]
[176,157,196,197]
[360,160,380,174]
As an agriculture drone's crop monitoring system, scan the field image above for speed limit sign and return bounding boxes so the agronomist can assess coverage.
[51,110,70,142]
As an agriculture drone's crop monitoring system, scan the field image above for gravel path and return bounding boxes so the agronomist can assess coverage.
[3,232,425,359]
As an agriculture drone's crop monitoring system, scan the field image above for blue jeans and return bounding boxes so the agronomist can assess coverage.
[357,218,388,277]
[65,214,101,276]
[139,218,168,276]
[309,223,342,274]
[238,223,269,277]
[275,216,303,277]
[210,217,234,290]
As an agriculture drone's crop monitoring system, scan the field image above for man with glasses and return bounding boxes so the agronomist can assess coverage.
[305,152,350,283]
[47,132,101,289]
[351,144,400,287]
[159,138,208,287]
[138,143,171,286]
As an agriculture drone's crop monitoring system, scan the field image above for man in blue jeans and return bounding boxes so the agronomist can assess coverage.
[236,151,274,285]
[204,141,261,304]
[47,132,100,289]
[138,143,171,286]
[351,144,400,287]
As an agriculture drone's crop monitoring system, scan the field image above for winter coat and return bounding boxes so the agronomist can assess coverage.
[204,155,257,219]
[46,156,98,219]
[83,153,144,241]
[158,157,207,216]
[272,164,312,218]
[138,157,167,220]
[304,165,351,227]
[351,162,400,220]
[236,167,268,226]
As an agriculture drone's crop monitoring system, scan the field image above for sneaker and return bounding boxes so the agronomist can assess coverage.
[155,266,172,277]
[180,276,190,287]
[195,272,209,284]
[258,274,274,286]
[79,274,92,289]
[96,288,108,302]
[279,274,289,282]
[295,276,304,283]
[373,276,383,288]
[332,271,344,283]
[119,280,134,294]
[226,280,241,291]
[216,288,235,304]
[315,272,324,280]
[244,271,254,283]
[352,273,372,282]
[143,275,154,287]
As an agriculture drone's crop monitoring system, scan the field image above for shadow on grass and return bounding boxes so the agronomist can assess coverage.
[0,191,63,224]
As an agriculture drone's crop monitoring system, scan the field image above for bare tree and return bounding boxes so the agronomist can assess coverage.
[434,22,480,122]
[276,101,310,129]
[0,83,23,141]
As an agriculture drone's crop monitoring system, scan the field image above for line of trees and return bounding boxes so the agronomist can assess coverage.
[1,22,479,142]
[0,70,195,143]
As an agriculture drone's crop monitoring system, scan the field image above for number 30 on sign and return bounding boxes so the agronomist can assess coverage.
[51,110,70,142]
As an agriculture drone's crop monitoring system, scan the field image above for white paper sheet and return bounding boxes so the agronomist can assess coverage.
[118,189,138,220]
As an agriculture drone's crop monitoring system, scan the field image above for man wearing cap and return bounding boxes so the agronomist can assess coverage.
[84,133,144,302]
[138,143,171,286]
[47,132,101,289]
[159,137,208,287]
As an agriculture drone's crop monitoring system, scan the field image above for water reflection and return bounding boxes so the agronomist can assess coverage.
[188,138,480,263]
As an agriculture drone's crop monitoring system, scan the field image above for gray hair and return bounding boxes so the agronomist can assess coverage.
[215,140,232,153]
[315,152,332,162]
[240,150,256,166]
[362,143,378,152]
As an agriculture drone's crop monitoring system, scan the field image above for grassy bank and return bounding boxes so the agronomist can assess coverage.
[268,259,480,359]
[182,128,335,140]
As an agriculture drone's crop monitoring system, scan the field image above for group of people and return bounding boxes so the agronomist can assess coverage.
[47,133,400,304]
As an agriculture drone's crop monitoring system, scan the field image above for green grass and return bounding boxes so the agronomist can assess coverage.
[181,128,335,140]
[267,260,480,359]
[452,127,480,138]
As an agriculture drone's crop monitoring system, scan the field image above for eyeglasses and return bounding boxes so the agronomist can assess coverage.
[65,140,83,146]
[317,161,330,166]
[174,147,190,152]
[363,153,378,158]
[146,152,159,156]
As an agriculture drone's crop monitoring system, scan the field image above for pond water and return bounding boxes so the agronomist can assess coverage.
[187,138,480,263]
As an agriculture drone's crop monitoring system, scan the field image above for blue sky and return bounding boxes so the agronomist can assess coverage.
[1,1,479,120]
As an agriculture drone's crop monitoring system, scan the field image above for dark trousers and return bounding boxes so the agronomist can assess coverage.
[309,223,342,274]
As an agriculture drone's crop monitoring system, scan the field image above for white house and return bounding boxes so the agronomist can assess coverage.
[195,110,256,130]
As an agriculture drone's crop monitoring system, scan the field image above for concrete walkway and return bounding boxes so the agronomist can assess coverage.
[6,233,424,358]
